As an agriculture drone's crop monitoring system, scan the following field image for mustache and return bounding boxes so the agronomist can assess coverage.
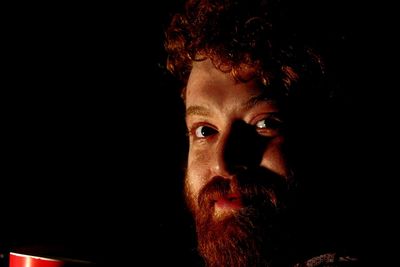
[198,168,293,210]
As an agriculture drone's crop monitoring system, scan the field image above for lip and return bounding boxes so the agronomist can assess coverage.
[214,193,243,210]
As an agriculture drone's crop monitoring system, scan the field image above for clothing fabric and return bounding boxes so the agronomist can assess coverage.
[294,252,359,267]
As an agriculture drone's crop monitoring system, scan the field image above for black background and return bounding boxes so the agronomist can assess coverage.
[2,0,396,266]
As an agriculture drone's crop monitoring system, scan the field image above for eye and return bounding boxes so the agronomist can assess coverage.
[256,118,281,129]
[255,117,283,136]
[194,125,218,138]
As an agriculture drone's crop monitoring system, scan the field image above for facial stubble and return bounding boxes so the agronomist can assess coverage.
[184,173,294,267]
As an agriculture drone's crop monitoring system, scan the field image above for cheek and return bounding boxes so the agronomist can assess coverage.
[185,151,209,208]
[186,164,206,197]
[261,136,291,177]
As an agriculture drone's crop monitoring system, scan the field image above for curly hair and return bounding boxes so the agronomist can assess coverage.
[165,0,325,98]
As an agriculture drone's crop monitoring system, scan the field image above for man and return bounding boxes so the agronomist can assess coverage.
[164,0,361,266]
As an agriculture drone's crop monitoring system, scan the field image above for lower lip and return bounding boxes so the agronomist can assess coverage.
[215,197,243,210]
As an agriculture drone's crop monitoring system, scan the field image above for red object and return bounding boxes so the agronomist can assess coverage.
[9,252,64,267]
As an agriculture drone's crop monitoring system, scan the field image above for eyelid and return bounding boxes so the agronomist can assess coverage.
[251,112,282,125]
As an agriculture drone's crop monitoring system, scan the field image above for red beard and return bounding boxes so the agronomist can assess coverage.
[185,171,296,267]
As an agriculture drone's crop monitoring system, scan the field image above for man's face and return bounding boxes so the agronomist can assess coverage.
[184,59,295,266]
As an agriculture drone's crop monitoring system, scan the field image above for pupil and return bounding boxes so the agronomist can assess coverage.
[202,127,211,136]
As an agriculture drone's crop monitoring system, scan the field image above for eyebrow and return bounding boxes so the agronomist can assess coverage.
[186,105,211,117]
[186,95,276,117]
[242,94,275,111]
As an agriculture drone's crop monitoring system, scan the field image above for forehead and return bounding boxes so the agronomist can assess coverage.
[185,59,261,105]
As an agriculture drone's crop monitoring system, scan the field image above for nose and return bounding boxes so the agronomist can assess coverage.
[211,121,266,177]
